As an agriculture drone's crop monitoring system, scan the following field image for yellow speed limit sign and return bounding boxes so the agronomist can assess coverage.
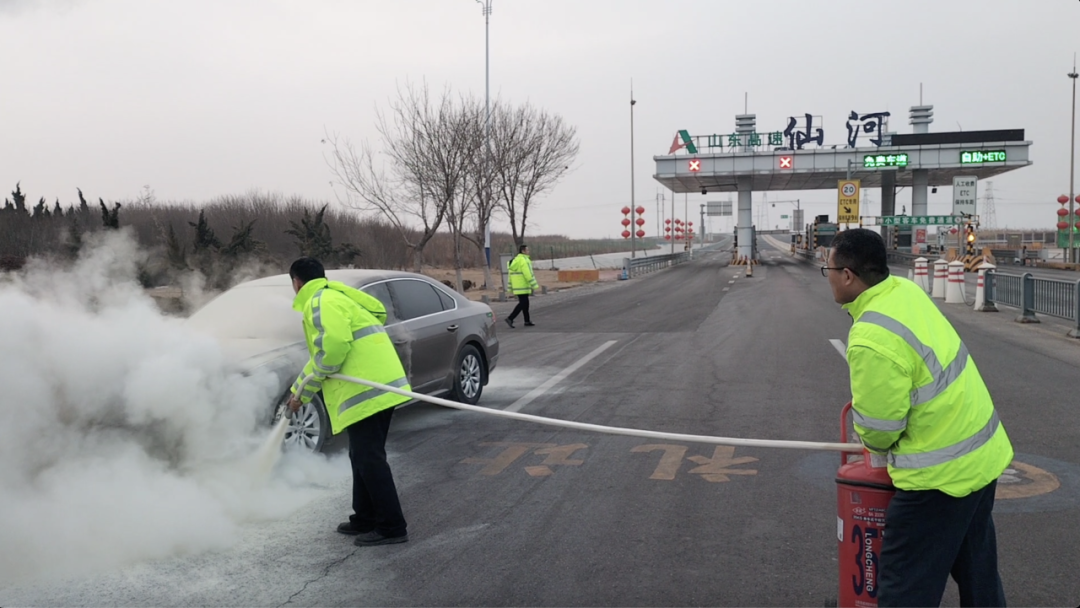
[837,179,860,224]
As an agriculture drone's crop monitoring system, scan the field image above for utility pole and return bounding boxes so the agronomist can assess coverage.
[1069,55,1078,263]
[630,81,637,258]
[477,0,493,277]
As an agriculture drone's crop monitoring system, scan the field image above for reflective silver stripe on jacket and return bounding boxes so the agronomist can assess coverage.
[889,411,1001,469]
[852,409,907,432]
[311,290,342,375]
[337,377,410,415]
[353,325,386,341]
[856,311,969,407]
[292,377,322,398]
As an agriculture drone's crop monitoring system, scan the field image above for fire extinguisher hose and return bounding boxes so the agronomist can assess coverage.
[294,374,863,453]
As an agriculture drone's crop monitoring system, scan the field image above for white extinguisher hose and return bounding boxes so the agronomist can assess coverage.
[293,374,862,453]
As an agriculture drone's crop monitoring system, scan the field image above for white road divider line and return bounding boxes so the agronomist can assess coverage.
[504,340,619,413]
[293,369,860,453]
[830,339,847,360]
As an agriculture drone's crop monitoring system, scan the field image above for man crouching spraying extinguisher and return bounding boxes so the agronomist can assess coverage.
[824,229,1013,607]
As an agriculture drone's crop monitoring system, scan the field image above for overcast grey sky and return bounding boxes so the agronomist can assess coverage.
[1,0,1076,239]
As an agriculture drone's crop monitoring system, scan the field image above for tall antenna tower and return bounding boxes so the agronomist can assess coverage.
[982,181,997,231]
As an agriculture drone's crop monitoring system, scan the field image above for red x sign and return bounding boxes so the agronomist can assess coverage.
[688,159,701,172]
[779,156,793,169]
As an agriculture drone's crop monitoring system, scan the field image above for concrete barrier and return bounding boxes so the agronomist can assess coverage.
[914,257,930,293]
[932,259,948,299]
[557,269,600,282]
[974,262,997,312]
[945,261,965,304]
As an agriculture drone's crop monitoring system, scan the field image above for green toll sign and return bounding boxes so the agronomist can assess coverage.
[863,154,909,168]
[961,150,1006,164]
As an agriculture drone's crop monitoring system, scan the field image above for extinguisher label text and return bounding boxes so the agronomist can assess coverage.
[851,524,881,599]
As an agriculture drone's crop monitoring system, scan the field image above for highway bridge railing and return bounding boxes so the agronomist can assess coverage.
[985,270,1080,337]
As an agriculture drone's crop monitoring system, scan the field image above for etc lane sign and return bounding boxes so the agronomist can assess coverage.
[953,176,978,216]
[837,180,860,224]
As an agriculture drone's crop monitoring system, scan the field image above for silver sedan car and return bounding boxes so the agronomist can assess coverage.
[185,269,500,451]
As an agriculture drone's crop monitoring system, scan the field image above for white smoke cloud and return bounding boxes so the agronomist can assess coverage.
[0,230,347,586]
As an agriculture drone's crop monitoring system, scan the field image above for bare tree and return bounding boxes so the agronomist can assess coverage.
[326,82,466,272]
[491,103,580,248]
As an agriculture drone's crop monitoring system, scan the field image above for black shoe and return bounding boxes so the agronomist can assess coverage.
[505,318,515,329]
[524,322,535,327]
[353,531,409,546]
[337,521,373,536]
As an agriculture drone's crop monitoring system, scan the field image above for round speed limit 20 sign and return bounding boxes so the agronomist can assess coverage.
[841,182,858,197]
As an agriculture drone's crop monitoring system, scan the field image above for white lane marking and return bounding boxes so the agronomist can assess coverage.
[830,339,847,360]
[504,340,619,413]
[723,287,730,291]
[728,280,735,284]
[732,274,740,278]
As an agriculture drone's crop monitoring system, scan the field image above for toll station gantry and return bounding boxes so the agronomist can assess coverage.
[652,105,1033,262]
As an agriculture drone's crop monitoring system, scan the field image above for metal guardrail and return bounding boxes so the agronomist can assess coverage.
[623,251,690,277]
[985,271,1080,336]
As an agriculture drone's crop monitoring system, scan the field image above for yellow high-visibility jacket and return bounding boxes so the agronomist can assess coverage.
[290,279,410,434]
[508,254,539,295]
[844,276,1013,497]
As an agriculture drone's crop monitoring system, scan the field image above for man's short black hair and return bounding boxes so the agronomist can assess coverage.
[831,229,890,287]
[289,257,325,284]
[519,244,528,253]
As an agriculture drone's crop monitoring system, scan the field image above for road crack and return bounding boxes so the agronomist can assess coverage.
[278,547,359,607]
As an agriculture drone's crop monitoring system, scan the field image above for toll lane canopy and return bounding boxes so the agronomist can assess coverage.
[653,128,1032,193]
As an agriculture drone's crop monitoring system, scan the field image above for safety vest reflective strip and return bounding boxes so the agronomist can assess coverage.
[311,291,342,376]
[338,377,410,415]
[854,310,1001,470]
[890,411,1001,469]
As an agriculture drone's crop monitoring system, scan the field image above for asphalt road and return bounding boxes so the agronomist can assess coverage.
[4,240,1079,607]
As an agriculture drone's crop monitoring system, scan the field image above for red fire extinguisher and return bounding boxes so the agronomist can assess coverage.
[836,402,896,608]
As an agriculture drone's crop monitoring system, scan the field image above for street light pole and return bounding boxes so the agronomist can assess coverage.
[477,0,493,271]
[1069,56,1078,263]
[630,83,637,259]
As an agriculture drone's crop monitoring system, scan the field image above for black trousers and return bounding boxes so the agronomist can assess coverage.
[508,294,531,323]
[878,480,1005,607]
[346,407,407,538]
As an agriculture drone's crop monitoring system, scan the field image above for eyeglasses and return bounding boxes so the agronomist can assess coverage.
[820,266,859,277]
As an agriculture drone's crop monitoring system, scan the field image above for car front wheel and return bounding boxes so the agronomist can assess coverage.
[273,392,331,453]
[450,344,484,405]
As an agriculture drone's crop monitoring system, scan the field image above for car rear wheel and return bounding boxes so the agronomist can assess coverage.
[273,393,331,453]
[450,344,484,405]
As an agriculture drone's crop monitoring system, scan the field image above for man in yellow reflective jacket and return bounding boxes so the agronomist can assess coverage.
[826,229,1012,607]
[506,244,539,328]
[286,258,411,546]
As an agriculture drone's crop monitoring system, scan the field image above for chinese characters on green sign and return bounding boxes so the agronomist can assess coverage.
[880,215,963,226]
[961,150,1006,164]
[863,154,910,168]
[703,131,784,150]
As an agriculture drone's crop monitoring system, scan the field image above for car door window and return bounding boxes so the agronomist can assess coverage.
[360,281,398,324]
[388,279,445,321]
[435,287,456,311]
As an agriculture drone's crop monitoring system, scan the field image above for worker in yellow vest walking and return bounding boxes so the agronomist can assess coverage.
[286,257,412,546]
[824,229,1012,607]
[506,244,539,328]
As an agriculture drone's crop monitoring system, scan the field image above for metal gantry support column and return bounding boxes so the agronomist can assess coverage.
[737,175,753,261]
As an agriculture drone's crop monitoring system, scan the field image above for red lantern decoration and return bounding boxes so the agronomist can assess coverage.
[1058,221,1070,230]
[1058,195,1070,204]
[621,206,631,215]
[636,230,645,238]
[635,206,645,215]
[664,235,671,240]
[635,218,645,226]
[688,221,694,226]
[950,228,958,234]
[621,230,631,239]
[1058,208,1070,217]
[621,218,631,227]
[1076,195,1080,204]
[1076,221,1080,229]
[665,219,672,225]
